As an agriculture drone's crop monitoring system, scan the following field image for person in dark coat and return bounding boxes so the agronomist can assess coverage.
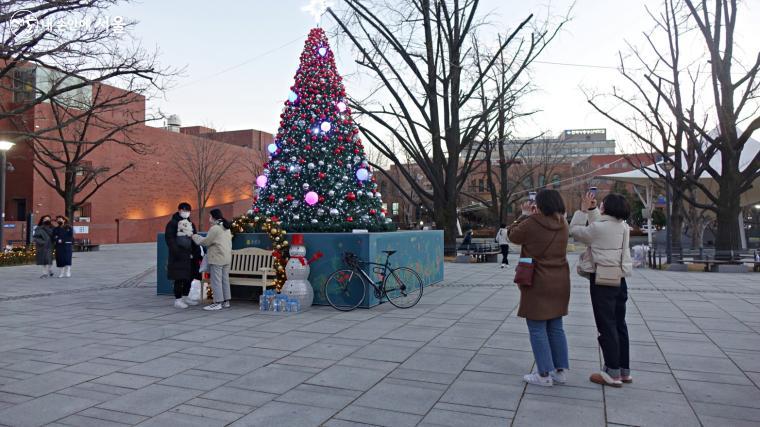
[508,189,570,387]
[53,215,74,278]
[33,215,55,278]
[165,202,202,309]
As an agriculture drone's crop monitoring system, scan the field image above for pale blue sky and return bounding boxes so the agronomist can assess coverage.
[114,0,760,151]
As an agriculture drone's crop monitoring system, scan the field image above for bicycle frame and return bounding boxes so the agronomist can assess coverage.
[345,255,392,295]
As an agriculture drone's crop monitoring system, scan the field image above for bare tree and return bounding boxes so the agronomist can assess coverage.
[588,0,760,252]
[174,137,238,230]
[1,1,173,122]
[9,80,158,220]
[328,0,566,247]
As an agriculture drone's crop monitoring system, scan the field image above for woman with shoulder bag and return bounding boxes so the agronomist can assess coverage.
[508,189,571,387]
[570,192,633,388]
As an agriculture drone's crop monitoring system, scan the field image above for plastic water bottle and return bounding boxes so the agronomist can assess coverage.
[258,295,269,312]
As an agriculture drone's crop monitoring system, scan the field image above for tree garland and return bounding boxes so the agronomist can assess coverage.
[230,215,289,291]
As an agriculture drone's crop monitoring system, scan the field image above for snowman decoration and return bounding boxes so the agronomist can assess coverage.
[282,234,322,308]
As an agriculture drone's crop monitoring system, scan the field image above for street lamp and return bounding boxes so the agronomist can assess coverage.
[0,140,15,250]
[661,159,675,264]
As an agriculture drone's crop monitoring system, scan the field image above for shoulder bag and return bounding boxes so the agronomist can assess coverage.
[594,224,627,287]
[514,229,559,287]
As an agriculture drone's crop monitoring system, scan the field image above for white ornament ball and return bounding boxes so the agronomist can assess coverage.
[328,190,335,197]
[311,219,318,224]
[318,160,325,166]
[317,208,325,216]
[330,208,339,216]
[293,214,300,220]
[302,183,310,190]
[342,175,348,182]
[307,163,315,170]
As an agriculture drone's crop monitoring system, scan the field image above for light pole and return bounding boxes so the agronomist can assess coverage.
[661,160,675,264]
[0,140,15,250]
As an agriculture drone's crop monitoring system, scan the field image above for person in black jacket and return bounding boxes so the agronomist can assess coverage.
[165,202,202,308]
[53,216,74,278]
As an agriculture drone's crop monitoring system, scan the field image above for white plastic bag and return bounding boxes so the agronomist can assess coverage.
[189,279,202,301]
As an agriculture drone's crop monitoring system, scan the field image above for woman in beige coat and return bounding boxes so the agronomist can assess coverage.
[193,209,233,311]
[570,192,632,387]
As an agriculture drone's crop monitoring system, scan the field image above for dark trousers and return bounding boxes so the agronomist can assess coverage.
[173,279,191,299]
[500,244,509,265]
[589,275,629,375]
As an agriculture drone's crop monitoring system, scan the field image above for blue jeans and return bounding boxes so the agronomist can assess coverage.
[526,317,569,374]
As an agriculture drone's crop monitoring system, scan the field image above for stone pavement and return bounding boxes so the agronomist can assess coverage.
[0,244,758,426]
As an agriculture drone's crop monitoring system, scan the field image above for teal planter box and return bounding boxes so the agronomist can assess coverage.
[157,230,444,308]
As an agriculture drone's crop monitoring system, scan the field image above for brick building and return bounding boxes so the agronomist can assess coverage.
[1,74,271,245]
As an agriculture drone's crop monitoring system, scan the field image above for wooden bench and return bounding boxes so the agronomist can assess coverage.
[228,247,277,294]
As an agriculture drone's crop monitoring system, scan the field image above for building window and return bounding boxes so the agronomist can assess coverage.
[75,161,93,177]
[478,179,485,193]
[392,203,399,216]
[552,175,561,189]
[13,68,36,103]
[73,204,92,222]
[522,176,533,190]
[538,175,546,188]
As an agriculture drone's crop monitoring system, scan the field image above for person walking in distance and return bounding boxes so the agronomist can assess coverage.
[508,189,571,387]
[192,208,233,311]
[33,215,55,278]
[495,223,510,269]
[52,216,73,278]
[165,202,202,309]
[570,192,633,387]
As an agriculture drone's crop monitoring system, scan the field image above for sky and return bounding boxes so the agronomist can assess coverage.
[112,0,760,152]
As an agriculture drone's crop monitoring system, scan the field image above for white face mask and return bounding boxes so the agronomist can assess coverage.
[179,211,190,219]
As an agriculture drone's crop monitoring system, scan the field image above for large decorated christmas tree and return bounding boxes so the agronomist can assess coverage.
[251,28,393,232]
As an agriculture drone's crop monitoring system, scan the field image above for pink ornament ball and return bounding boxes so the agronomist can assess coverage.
[305,191,319,206]
[256,175,268,188]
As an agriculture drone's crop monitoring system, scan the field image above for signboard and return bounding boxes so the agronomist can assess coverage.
[2,224,15,229]
[73,226,89,234]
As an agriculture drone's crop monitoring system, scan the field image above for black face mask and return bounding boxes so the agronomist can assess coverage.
[42,220,51,226]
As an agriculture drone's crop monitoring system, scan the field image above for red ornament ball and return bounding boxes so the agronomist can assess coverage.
[346,192,356,201]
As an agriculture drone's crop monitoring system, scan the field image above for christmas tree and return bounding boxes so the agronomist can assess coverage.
[251,28,393,232]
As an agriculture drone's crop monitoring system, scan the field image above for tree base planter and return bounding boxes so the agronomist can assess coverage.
[156,230,444,308]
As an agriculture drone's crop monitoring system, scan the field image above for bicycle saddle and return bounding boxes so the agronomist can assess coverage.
[382,250,397,256]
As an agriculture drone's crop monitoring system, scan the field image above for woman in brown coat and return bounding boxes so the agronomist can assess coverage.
[508,189,570,387]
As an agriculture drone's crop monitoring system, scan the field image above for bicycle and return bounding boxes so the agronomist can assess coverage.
[323,250,424,311]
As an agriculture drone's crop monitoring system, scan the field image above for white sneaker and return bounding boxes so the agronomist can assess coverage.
[58,270,65,278]
[183,297,199,306]
[551,370,567,384]
[222,301,230,308]
[64,267,71,278]
[174,299,188,309]
[500,264,506,269]
[203,303,223,311]
[523,372,553,387]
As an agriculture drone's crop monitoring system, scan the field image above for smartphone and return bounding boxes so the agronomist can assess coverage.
[528,191,536,201]
[589,186,598,197]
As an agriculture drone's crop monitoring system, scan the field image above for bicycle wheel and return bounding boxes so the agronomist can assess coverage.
[324,269,366,311]
[384,267,424,308]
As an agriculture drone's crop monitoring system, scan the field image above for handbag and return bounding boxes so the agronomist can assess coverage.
[514,230,559,287]
[594,225,627,287]
[576,248,593,279]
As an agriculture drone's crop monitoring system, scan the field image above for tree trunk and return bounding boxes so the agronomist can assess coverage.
[670,196,684,254]
[715,181,742,254]
[197,195,205,232]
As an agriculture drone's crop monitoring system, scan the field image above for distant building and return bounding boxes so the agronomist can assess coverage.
[468,128,617,161]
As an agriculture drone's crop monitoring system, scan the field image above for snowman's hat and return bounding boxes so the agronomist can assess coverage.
[290,234,304,246]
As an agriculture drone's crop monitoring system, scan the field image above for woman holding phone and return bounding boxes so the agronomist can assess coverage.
[508,189,571,386]
[570,191,633,387]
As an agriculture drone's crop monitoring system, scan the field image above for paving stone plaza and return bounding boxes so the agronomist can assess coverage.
[0,244,759,426]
